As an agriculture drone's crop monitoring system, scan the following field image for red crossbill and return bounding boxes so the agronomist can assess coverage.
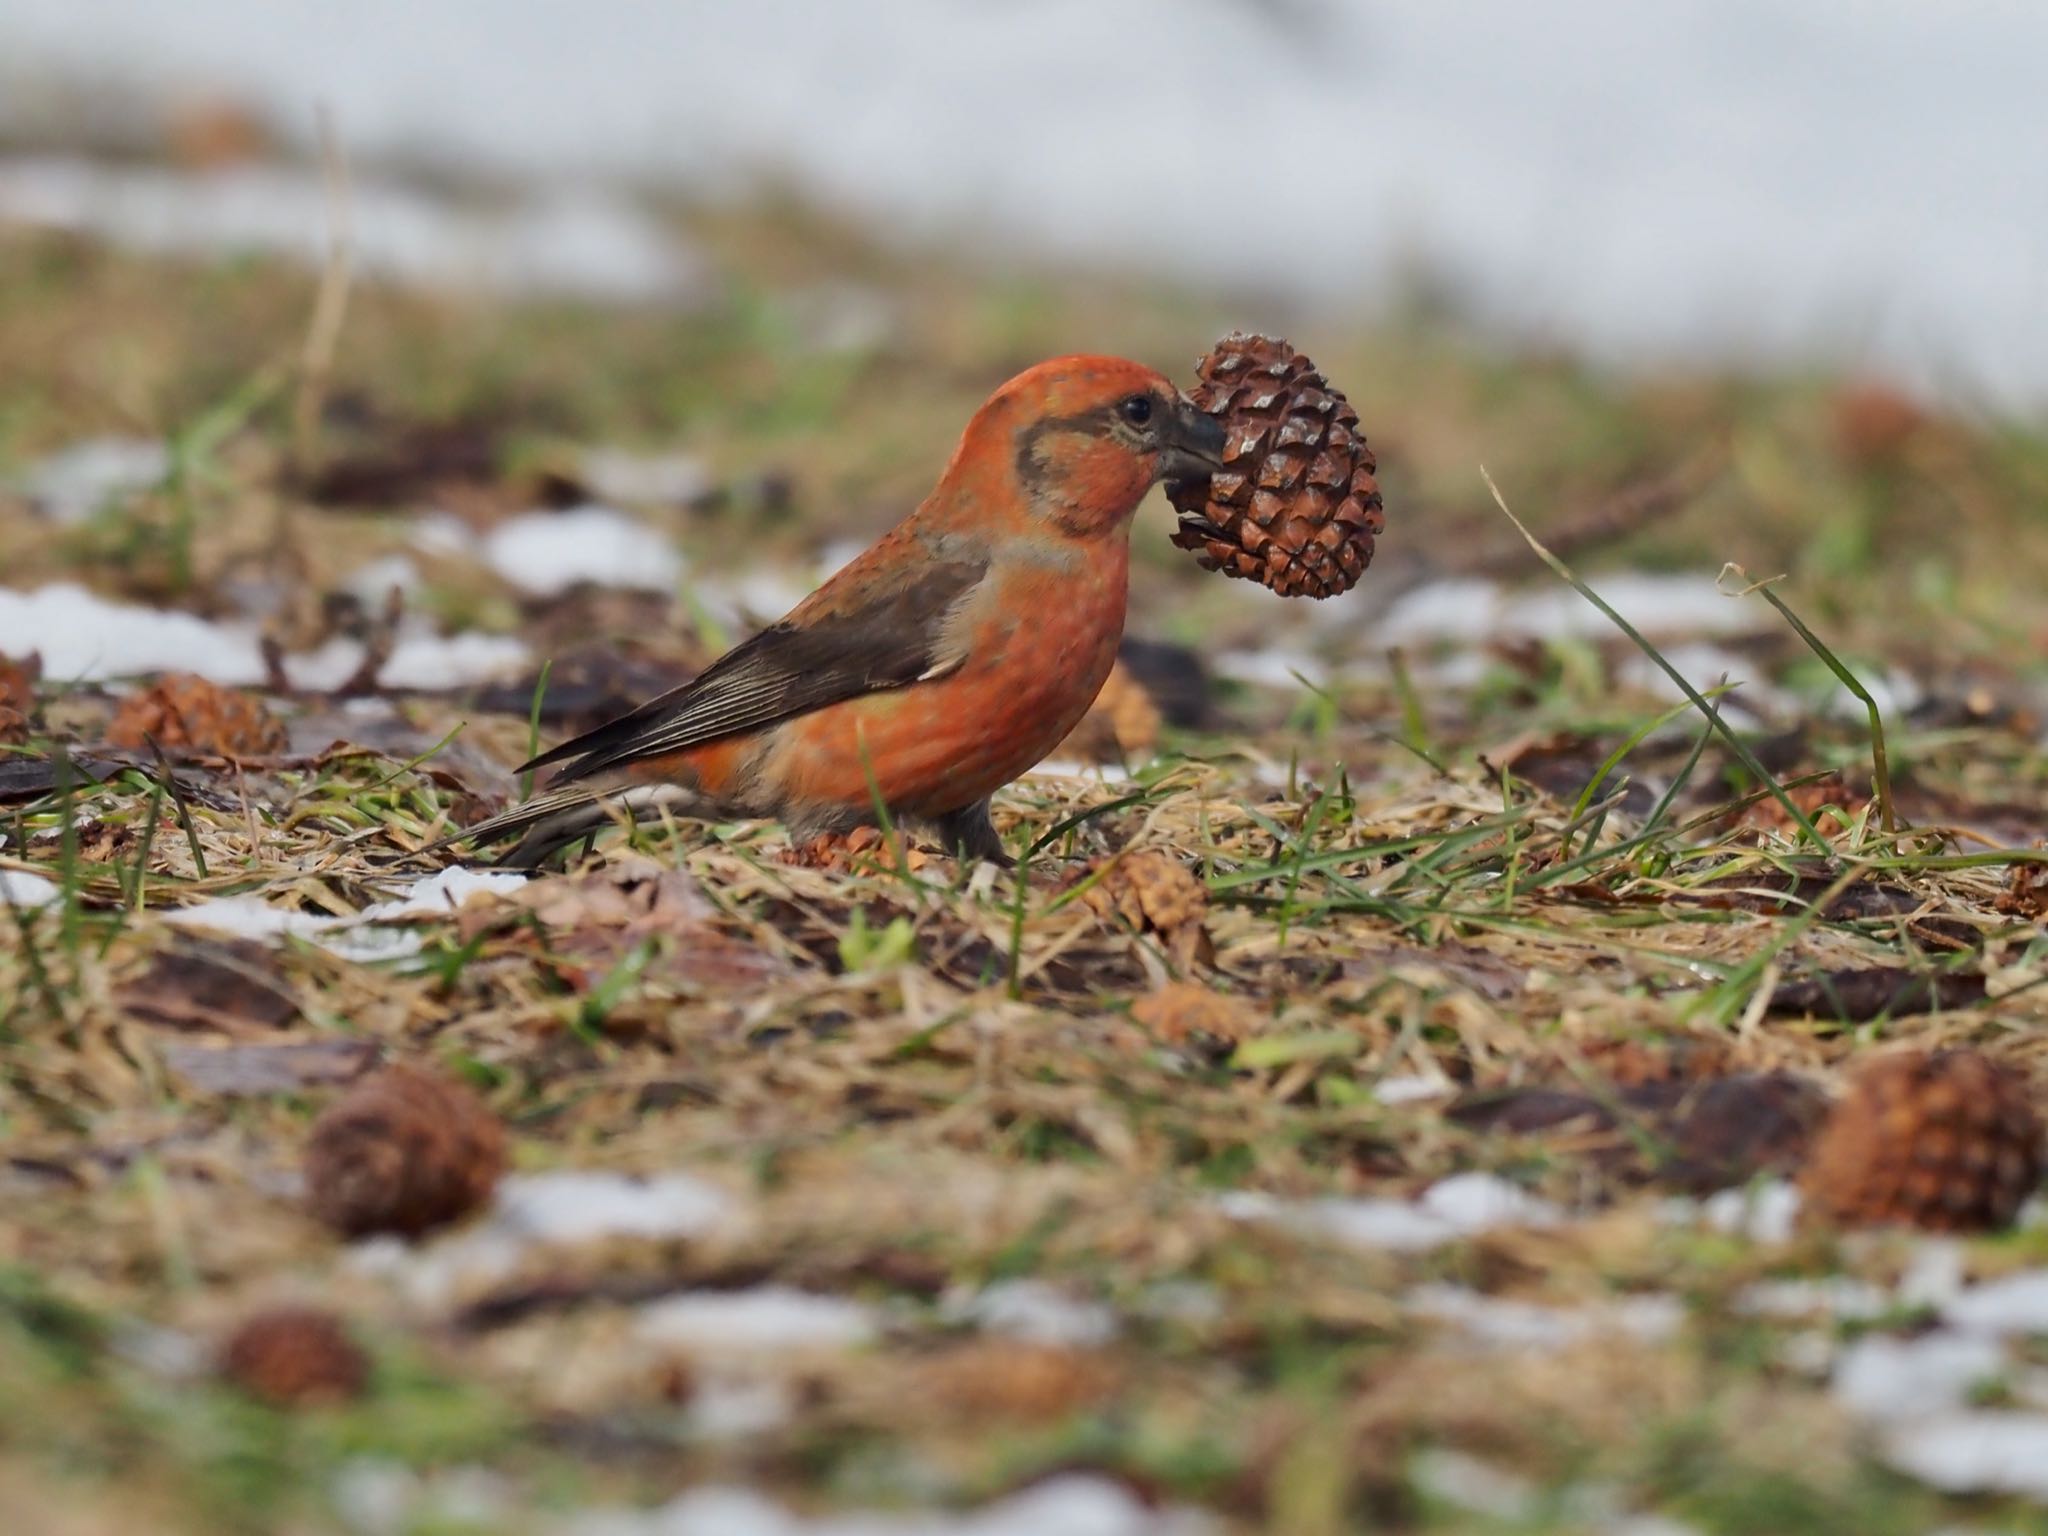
[443,355,1226,867]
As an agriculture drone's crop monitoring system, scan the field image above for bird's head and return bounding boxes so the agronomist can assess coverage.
[954,355,1227,537]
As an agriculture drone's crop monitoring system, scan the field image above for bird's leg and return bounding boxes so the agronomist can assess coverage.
[932,800,1014,868]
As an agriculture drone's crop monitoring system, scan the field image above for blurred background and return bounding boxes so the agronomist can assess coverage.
[2,0,2045,732]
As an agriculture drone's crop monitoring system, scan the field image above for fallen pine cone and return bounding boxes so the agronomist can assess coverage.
[218,1306,369,1407]
[1131,980,1255,1055]
[305,1064,505,1239]
[109,672,287,760]
[1166,333,1384,598]
[781,826,933,873]
[1801,1049,2043,1233]
[1073,850,1214,967]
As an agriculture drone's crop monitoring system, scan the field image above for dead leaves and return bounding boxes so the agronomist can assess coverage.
[919,1337,1121,1423]
[459,853,789,992]
[108,672,287,760]
[119,939,300,1034]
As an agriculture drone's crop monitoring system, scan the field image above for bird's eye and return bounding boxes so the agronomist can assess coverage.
[1118,394,1155,427]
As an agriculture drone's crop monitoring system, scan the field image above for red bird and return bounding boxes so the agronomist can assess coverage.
[443,355,1225,867]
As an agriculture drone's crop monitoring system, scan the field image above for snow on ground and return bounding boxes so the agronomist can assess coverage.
[0,158,700,304]
[0,582,527,690]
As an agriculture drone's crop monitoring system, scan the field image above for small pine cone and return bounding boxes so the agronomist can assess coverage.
[1131,980,1254,1054]
[218,1306,368,1406]
[1577,1032,1736,1088]
[109,672,287,760]
[1166,333,1384,599]
[1073,850,1214,967]
[780,826,932,873]
[1801,1049,2043,1233]
[1732,773,1869,837]
[305,1064,505,1239]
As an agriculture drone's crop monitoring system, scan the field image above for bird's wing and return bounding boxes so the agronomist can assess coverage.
[521,553,989,786]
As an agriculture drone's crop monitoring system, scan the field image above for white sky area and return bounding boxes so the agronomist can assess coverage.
[4,1,2047,407]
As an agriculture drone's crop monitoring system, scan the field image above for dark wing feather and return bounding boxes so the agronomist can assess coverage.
[521,555,988,787]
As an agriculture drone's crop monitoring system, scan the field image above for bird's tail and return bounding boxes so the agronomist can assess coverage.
[417,784,708,869]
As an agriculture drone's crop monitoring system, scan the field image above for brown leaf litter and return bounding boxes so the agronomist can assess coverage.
[107,672,288,760]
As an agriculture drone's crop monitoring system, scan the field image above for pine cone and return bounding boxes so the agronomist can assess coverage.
[1166,333,1384,599]
[218,1306,368,1406]
[305,1064,505,1239]
[108,672,287,760]
[1801,1049,2043,1233]
[1072,850,1214,967]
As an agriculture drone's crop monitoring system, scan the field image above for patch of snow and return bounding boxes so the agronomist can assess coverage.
[332,1460,511,1536]
[1832,1330,2006,1422]
[494,1170,737,1246]
[1026,758,1134,784]
[1737,1277,1890,1322]
[1943,1270,2048,1337]
[561,1472,1206,1536]
[945,1279,1118,1348]
[1410,1448,1535,1521]
[161,867,527,961]
[1409,1284,1682,1351]
[15,436,168,524]
[1375,574,1773,649]
[579,448,713,508]
[483,506,684,596]
[0,582,268,684]
[0,869,63,909]
[1221,1172,1561,1255]
[693,568,816,631]
[108,1321,206,1380]
[351,1169,740,1311]
[1422,1171,1561,1231]
[1211,649,1331,691]
[1697,1180,1801,1244]
[410,512,477,558]
[359,865,526,921]
[815,538,867,580]
[341,554,424,605]
[0,158,701,304]
[1880,1412,2048,1500]
[684,1375,795,1441]
[1899,1240,1967,1311]
[637,1286,877,1354]
[1371,1074,1456,1106]
[0,581,522,688]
